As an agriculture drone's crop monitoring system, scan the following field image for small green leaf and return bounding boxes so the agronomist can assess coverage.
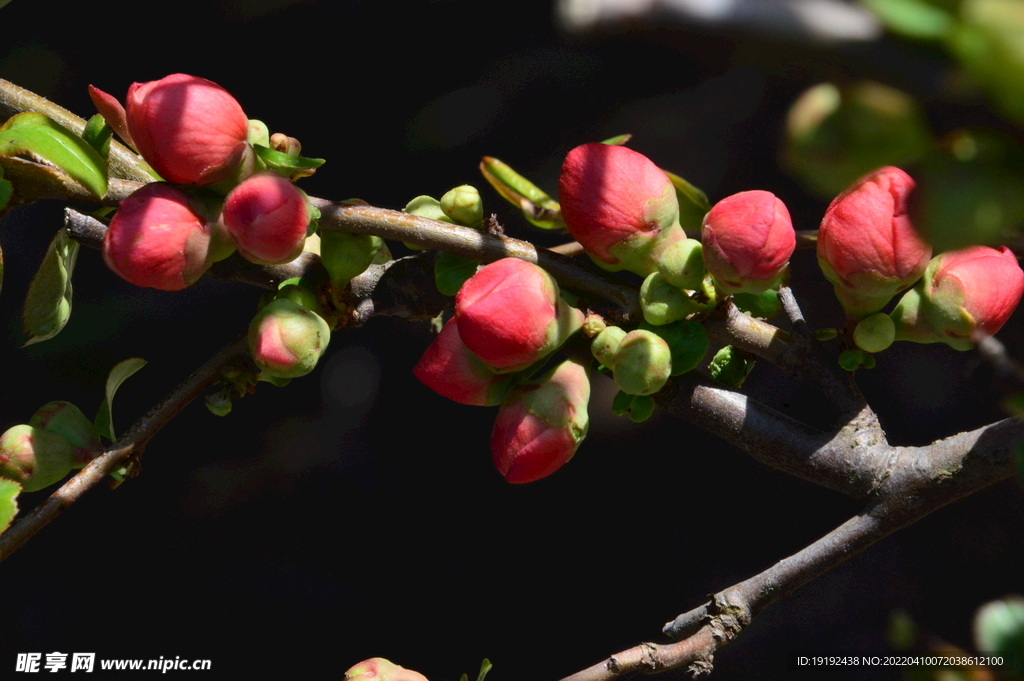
[611,390,634,416]
[814,328,838,341]
[479,156,564,230]
[600,133,632,146]
[733,289,782,319]
[0,164,12,212]
[627,395,655,422]
[838,348,871,372]
[641,319,709,376]
[0,112,108,198]
[862,0,954,39]
[0,479,20,535]
[709,345,755,387]
[94,358,147,441]
[22,227,78,346]
[252,144,324,179]
[435,252,479,297]
[82,114,112,160]
[476,659,492,681]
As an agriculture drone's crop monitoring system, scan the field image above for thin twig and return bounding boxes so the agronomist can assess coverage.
[0,335,248,562]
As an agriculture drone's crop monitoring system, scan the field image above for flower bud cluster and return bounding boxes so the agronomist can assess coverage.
[93,74,316,291]
[0,402,102,492]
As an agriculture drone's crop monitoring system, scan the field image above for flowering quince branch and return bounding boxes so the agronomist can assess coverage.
[2,77,1024,679]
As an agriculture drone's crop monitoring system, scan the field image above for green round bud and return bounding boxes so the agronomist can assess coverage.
[0,425,77,492]
[275,284,324,317]
[658,238,705,290]
[591,326,626,370]
[640,272,699,326]
[248,299,331,379]
[612,330,672,396]
[853,312,896,353]
[320,231,383,288]
[440,185,484,228]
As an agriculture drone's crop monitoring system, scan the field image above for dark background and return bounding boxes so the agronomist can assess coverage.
[0,0,1021,678]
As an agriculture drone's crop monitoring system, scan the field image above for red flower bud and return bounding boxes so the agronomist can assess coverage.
[455,258,583,372]
[344,658,428,681]
[559,143,683,275]
[701,190,795,294]
[817,166,931,319]
[103,183,212,291]
[413,319,513,406]
[491,358,590,484]
[928,246,1024,340]
[222,171,309,265]
[126,74,249,186]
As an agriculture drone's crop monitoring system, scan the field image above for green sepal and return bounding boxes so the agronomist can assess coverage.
[252,144,324,180]
[640,319,709,376]
[0,478,19,535]
[861,0,953,39]
[22,227,78,347]
[611,390,634,416]
[600,133,632,146]
[82,114,112,160]
[479,156,564,230]
[733,289,783,319]
[709,345,755,387]
[0,112,108,198]
[94,357,147,442]
[434,251,479,297]
[627,395,655,422]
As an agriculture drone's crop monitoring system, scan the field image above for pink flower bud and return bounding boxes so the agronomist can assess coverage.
[491,358,590,484]
[222,171,309,265]
[559,143,684,275]
[103,183,212,291]
[413,319,513,406]
[817,166,932,319]
[126,73,249,186]
[455,258,583,372]
[926,246,1024,344]
[701,190,795,294]
[344,658,428,681]
[249,299,331,378]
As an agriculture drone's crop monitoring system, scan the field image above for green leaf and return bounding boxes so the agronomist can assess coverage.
[0,479,20,536]
[600,133,632,146]
[476,659,493,681]
[627,395,656,422]
[94,358,147,441]
[252,144,325,180]
[479,156,565,230]
[435,252,479,297]
[733,289,783,319]
[861,0,955,39]
[709,345,755,387]
[22,227,78,346]
[0,112,108,198]
[641,319,709,376]
[663,170,711,233]
[0,164,12,212]
[82,114,112,160]
[611,390,634,416]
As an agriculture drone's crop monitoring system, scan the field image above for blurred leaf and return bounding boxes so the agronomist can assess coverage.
[434,251,479,296]
[974,597,1024,677]
[475,659,492,681]
[947,0,1024,126]
[94,358,147,441]
[600,133,632,145]
[783,82,933,199]
[862,0,955,38]
[82,114,111,160]
[910,129,1024,251]
[479,156,565,230]
[22,228,78,346]
[0,164,11,212]
[663,170,710,233]
[0,112,107,198]
[0,479,19,536]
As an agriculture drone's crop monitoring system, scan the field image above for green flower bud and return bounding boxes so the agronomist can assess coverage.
[640,272,699,326]
[613,329,672,396]
[320,231,384,288]
[440,185,484,228]
[658,238,705,290]
[591,326,626,370]
[853,312,895,353]
[248,299,331,379]
[0,425,77,492]
[274,284,324,317]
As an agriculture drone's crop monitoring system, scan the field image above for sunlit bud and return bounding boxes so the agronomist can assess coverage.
[344,658,429,681]
[591,325,626,369]
[0,425,77,492]
[126,74,249,185]
[852,312,895,354]
[28,401,102,464]
[455,258,583,372]
[320,231,383,288]
[612,329,672,396]
[658,238,705,290]
[88,84,134,150]
[491,358,590,484]
[701,190,795,294]
[248,299,330,379]
[817,166,931,319]
[104,183,213,291]
[640,272,699,326]
[559,143,685,275]
[413,319,514,406]
[247,119,270,148]
[270,132,301,158]
[222,171,310,265]
[893,246,1024,350]
[440,185,484,227]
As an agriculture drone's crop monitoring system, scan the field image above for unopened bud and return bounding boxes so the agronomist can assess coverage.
[28,401,102,464]
[344,658,428,681]
[0,425,77,492]
[222,171,310,265]
[440,185,484,227]
[640,272,699,326]
[248,299,330,379]
[413,319,514,406]
[591,326,626,369]
[612,329,672,395]
[658,238,705,290]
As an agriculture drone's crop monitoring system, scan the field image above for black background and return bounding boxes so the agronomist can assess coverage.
[1,0,1021,679]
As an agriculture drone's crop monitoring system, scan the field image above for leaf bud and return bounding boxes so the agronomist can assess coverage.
[440,185,484,228]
